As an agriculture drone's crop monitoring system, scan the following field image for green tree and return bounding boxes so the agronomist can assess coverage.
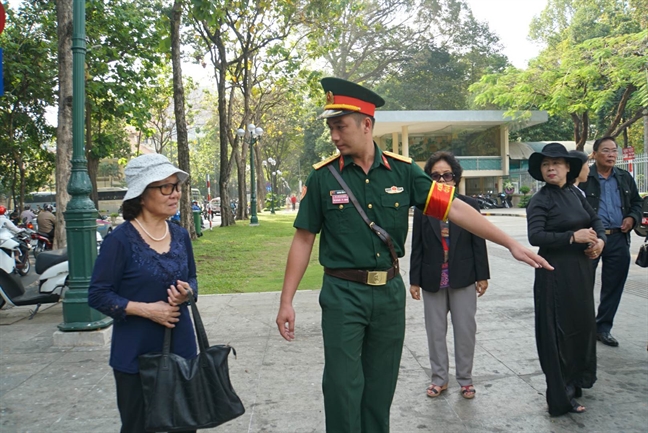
[471,29,647,150]
[188,0,338,226]
[510,115,574,143]
[83,0,166,207]
[0,2,57,209]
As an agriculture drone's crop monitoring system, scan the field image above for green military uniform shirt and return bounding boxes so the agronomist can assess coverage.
[294,144,435,270]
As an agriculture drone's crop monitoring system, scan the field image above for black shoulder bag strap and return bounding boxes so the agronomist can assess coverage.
[327,165,399,267]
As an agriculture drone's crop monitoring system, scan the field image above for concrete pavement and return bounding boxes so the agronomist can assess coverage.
[1,215,647,433]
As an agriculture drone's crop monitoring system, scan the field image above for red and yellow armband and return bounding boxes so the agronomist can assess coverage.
[423,181,455,221]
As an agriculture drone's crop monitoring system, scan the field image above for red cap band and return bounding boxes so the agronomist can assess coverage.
[326,95,376,117]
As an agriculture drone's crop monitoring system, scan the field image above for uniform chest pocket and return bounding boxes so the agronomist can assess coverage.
[325,202,358,234]
[381,193,410,231]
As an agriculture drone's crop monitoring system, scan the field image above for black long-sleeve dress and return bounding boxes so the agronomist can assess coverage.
[527,184,606,416]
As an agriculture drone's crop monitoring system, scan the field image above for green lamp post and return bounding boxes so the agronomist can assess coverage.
[58,0,112,332]
[237,124,263,226]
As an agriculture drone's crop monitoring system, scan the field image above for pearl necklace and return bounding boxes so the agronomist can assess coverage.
[134,218,168,242]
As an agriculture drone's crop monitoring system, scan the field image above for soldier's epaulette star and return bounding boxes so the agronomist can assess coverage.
[313,154,341,170]
[383,151,412,164]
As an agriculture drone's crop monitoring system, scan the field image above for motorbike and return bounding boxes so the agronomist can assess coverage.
[474,194,497,210]
[31,231,53,255]
[0,248,69,319]
[498,192,513,208]
[0,227,31,277]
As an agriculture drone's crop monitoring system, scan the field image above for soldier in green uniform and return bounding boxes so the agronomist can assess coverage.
[276,77,552,433]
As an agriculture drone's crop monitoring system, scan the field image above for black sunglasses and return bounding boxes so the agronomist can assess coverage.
[430,172,455,182]
[147,182,180,196]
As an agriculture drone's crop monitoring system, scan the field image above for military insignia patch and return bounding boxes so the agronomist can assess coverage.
[385,186,404,194]
[330,190,349,204]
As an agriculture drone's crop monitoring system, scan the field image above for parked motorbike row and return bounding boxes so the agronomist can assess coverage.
[0,225,102,319]
[0,232,69,319]
[472,192,513,210]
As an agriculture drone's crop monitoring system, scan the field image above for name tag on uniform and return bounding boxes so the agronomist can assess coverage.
[330,190,349,204]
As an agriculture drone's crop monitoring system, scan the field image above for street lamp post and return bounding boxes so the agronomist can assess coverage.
[237,124,263,226]
[59,0,112,331]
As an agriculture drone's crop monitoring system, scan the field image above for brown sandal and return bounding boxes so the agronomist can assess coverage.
[426,383,448,398]
[460,385,476,399]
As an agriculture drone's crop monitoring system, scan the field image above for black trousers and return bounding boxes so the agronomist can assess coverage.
[592,232,631,334]
[113,369,196,433]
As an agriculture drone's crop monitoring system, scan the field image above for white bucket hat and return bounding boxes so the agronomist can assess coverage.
[123,154,189,201]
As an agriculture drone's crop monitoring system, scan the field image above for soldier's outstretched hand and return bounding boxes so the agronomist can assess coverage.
[509,243,554,270]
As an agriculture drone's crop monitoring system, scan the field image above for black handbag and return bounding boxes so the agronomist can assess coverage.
[636,240,648,268]
[138,297,245,432]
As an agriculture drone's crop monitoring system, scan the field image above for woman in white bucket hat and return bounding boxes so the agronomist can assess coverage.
[89,154,198,433]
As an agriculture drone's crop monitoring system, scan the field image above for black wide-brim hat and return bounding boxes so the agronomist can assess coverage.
[319,77,385,119]
[528,142,583,182]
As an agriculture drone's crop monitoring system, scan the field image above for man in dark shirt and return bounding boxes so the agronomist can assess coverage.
[36,204,56,241]
[580,136,642,347]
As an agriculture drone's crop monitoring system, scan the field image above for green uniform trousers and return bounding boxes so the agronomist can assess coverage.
[319,273,406,433]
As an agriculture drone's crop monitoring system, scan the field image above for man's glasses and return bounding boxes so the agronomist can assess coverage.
[430,172,455,182]
[147,182,180,195]
[598,148,618,155]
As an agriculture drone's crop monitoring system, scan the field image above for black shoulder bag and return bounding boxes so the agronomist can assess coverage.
[636,237,648,268]
[138,297,245,432]
[327,165,399,267]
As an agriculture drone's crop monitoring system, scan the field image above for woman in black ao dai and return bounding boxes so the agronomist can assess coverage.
[526,143,606,416]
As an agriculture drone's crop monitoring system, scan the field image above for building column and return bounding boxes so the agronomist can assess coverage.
[375,135,386,150]
[392,132,399,154]
[401,125,409,158]
[458,181,466,195]
[500,125,509,175]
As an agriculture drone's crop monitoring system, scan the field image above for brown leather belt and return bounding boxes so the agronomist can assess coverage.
[324,264,399,286]
[605,228,622,235]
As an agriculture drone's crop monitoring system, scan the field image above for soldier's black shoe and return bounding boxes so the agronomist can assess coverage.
[597,332,619,347]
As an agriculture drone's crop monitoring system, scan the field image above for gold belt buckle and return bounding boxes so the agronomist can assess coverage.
[366,271,388,286]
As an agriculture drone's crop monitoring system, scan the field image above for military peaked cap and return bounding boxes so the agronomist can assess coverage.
[319,77,385,119]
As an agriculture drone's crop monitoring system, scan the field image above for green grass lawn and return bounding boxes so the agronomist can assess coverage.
[192,213,322,294]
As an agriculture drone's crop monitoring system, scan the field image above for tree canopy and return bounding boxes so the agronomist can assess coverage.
[471,0,647,150]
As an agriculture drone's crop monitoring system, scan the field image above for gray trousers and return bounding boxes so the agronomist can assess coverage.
[422,285,477,387]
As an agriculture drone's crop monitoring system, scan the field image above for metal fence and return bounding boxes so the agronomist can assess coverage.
[510,152,648,194]
[615,153,647,193]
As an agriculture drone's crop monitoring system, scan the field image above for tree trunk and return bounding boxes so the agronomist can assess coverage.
[18,156,26,212]
[216,49,234,227]
[610,108,645,138]
[605,85,636,137]
[170,0,196,239]
[87,155,100,210]
[54,0,73,248]
[85,101,100,209]
[571,112,589,151]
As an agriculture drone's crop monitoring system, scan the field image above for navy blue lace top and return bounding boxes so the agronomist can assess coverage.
[88,221,198,373]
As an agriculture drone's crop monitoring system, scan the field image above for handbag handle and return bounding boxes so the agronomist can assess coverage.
[161,293,210,361]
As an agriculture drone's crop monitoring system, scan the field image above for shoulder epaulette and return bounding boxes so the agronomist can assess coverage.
[383,150,412,164]
[313,154,341,170]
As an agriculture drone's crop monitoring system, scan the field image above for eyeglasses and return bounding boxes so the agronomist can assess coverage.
[147,182,180,195]
[598,148,618,155]
[430,172,455,182]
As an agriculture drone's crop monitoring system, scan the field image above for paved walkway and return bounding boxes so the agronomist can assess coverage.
[1,216,646,433]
